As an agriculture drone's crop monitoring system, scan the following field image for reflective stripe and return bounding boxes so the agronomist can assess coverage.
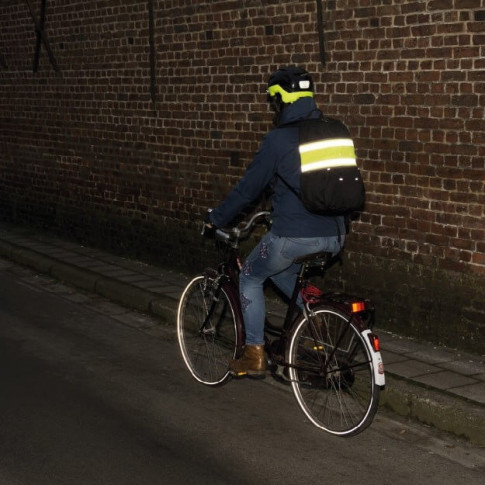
[299,138,356,173]
[301,158,356,173]
[299,138,354,154]
[267,84,314,103]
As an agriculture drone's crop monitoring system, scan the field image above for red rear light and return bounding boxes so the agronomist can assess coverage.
[368,333,380,352]
[351,301,366,313]
[302,284,323,303]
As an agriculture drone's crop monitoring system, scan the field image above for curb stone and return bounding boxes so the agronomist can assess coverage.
[381,374,485,447]
[0,234,484,447]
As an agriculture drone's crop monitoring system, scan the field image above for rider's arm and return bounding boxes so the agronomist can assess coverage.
[209,133,278,228]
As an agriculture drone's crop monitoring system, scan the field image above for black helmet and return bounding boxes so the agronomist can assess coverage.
[267,66,314,104]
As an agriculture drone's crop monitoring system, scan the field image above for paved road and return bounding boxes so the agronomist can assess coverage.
[0,259,484,485]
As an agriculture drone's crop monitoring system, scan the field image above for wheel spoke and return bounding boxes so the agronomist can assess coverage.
[177,276,237,386]
[288,307,379,436]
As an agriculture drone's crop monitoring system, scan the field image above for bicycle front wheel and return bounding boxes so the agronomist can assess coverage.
[177,275,238,386]
[288,306,379,436]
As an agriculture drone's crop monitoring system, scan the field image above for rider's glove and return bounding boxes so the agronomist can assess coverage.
[204,209,214,225]
[201,209,216,237]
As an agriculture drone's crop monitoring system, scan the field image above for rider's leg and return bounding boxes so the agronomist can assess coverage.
[230,233,342,376]
[230,232,287,376]
[238,232,288,345]
[270,234,343,307]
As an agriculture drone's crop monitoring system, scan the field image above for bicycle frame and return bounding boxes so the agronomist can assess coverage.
[179,212,384,435]
[264,257,373,380]
[203,211,383,386]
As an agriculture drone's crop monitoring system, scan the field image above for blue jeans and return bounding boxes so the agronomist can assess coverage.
[239,231,344,345]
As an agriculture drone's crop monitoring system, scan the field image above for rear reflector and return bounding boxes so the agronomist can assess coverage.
[368,333,380,352]
[351,301,366,313]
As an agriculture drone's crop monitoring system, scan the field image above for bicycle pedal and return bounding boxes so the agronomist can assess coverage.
[229,369,247,378]
[274,365,291,382]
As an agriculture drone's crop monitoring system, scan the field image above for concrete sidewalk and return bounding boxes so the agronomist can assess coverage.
[0,221,484,446]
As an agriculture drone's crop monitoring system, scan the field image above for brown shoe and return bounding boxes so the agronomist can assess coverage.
[229,344,266,379]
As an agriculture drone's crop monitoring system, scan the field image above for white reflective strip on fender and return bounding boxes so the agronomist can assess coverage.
[362,329,386,387]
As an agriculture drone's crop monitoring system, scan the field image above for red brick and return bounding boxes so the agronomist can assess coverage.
[0,0,484,351]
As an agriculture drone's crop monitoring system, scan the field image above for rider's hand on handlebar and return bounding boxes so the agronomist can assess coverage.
[201,209,216,236]
[204,209,214,228]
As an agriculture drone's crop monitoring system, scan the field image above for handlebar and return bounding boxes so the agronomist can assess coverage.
[203,211,271,247]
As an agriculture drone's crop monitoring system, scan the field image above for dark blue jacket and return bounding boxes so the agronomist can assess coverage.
[210,97,345,237]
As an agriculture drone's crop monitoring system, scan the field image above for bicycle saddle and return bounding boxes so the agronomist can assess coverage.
[293,250,334,265]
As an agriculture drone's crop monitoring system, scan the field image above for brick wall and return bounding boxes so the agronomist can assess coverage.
[0,0,484,352]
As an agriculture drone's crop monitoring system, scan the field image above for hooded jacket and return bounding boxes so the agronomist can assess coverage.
[210,97,345,238]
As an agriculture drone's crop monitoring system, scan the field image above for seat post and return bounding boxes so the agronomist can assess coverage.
[282,262,308,331]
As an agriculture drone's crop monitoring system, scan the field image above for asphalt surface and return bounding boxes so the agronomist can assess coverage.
[0,221,484,447]
[2,262,484,484]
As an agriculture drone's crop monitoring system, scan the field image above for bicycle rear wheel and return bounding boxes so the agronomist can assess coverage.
[177,275,238,386]
[288,306,379,436]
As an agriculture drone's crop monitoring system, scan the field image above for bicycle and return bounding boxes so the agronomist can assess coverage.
[177,211,385,437]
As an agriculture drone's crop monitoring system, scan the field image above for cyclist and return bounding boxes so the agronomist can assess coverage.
[205,66,345,378]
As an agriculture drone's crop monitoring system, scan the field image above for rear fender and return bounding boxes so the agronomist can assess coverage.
[361,329,385,387]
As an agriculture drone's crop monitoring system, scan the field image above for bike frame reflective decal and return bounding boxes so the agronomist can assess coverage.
[361,329,386,387]
[299,138,356,173]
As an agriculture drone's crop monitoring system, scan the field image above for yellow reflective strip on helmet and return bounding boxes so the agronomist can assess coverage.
[299,138,356,173]
[267,84,314,103]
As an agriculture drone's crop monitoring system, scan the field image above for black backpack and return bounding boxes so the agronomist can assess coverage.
[277,117,365,216]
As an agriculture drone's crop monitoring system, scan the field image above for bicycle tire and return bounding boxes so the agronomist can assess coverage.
[288,305,380,436]
[177,274,238,386]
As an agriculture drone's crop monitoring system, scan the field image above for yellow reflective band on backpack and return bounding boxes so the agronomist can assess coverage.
[299,138,356,173]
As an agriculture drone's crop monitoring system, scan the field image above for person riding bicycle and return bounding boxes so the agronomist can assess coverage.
[205,66,346,378]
